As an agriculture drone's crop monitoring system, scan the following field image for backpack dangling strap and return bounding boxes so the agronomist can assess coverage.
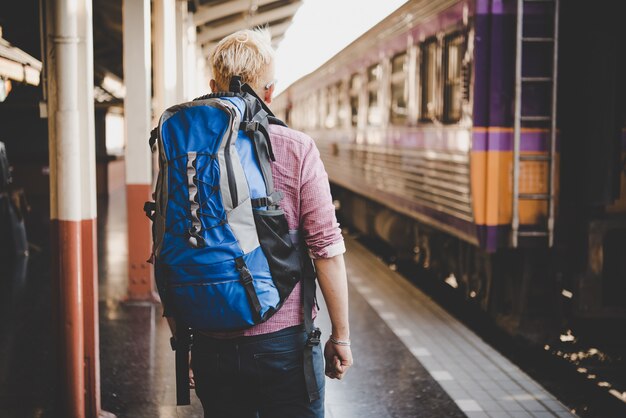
[301,252,321,402]
[143,201,156,221]
[235,257,263,323]
[174,325,192,405]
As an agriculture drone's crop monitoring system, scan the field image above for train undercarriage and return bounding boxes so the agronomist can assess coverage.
[332,184,626,347]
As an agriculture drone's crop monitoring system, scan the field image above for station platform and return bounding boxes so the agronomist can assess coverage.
[0,187,577,418]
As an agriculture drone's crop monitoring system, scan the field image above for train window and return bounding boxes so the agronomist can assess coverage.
[292,99,301,128]
[337,81,349,128]
[390,52,408,125]
[367,63,382,125]
[308,93,319,129]
[319,88,328,129]
[349,74,361,127]
[443,33,467,123]
[420,39,439,122]
[325,84,339,128]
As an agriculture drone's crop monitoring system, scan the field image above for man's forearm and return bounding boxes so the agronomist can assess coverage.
[314,254,349,340]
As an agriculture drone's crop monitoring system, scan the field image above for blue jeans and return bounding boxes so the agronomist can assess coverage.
[191,325,325,418]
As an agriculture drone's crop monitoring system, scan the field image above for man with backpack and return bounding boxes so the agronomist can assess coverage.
[148,28,351,417]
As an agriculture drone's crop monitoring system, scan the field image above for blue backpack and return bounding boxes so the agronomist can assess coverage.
[146,78,321,405]
[147,78,308,331]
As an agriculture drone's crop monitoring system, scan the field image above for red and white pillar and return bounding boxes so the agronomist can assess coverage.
[46,0,86,416]
[75,0,109,415]
[123,0,157,301]
[47,1,110,416]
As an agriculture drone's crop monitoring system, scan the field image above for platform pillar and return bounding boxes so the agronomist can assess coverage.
[185,6,201,98]
[154,0,178,115]
[75,0,111,415]
[123,0,157,301]
[175,0,188,102]
[195,43,208,96]
[46,0,85,416]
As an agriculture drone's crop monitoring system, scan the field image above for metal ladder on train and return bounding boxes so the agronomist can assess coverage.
[511,0,560,248]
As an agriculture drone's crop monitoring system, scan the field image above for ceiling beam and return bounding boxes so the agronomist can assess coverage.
[0,57,41,85]
[193,0,277,27]
[196,0,302,45]
[201,18,293,56]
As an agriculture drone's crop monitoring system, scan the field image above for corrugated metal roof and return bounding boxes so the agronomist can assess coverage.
[93,0,303,80]
[193,0,302,55]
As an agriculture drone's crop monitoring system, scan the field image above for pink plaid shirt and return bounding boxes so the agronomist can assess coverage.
[214,124,345,337]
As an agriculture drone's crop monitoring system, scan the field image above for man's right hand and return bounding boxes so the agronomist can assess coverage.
[324,339,353,380]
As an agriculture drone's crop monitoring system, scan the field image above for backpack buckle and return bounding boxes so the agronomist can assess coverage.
[242,121,259,132]
[239,266,253,286]
[235,257,253,285]
[306,328,321,347]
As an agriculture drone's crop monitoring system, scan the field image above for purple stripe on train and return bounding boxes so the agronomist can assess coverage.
[407,2,466,45]
[477,0,553,15]
[473,2,555,126]
[476,224,510,253]
[386,128,471,152]
[472,13,517,127]
[472,129,556,152]
[476,0,516,15]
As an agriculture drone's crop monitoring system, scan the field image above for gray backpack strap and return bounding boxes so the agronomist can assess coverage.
[302,251,321,402]
[239,105,276,196]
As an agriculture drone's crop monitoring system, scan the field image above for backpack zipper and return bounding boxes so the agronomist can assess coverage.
[223,107,239,207]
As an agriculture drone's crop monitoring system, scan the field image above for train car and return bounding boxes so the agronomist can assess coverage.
[272,0,626,342]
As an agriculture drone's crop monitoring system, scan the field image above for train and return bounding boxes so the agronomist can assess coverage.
[272,0,626,342]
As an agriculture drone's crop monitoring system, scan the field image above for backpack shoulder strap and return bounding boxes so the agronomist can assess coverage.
[238,91,278,197]
[211,76,281,203]
[240,82,275,117]
[268,115,287,127]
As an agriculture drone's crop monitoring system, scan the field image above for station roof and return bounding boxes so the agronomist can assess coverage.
[193,0,302,54]
[94,0,303,81]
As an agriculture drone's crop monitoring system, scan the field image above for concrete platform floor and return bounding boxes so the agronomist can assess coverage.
[0,187,464,417]
[0,186,574,418]
[98,189,464,417]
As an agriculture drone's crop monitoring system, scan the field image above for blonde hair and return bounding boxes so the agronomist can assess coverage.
[210,28,275,92]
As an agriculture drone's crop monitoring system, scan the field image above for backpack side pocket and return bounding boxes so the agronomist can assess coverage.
[253,208,302,301]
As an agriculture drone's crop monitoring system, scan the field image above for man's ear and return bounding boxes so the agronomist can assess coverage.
[210,79,217,93]
[264,84,274,104]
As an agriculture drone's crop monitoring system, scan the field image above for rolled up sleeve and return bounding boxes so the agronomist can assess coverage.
[299,139,345,259]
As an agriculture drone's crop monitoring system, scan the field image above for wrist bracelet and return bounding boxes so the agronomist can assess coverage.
[329,335,351,346]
